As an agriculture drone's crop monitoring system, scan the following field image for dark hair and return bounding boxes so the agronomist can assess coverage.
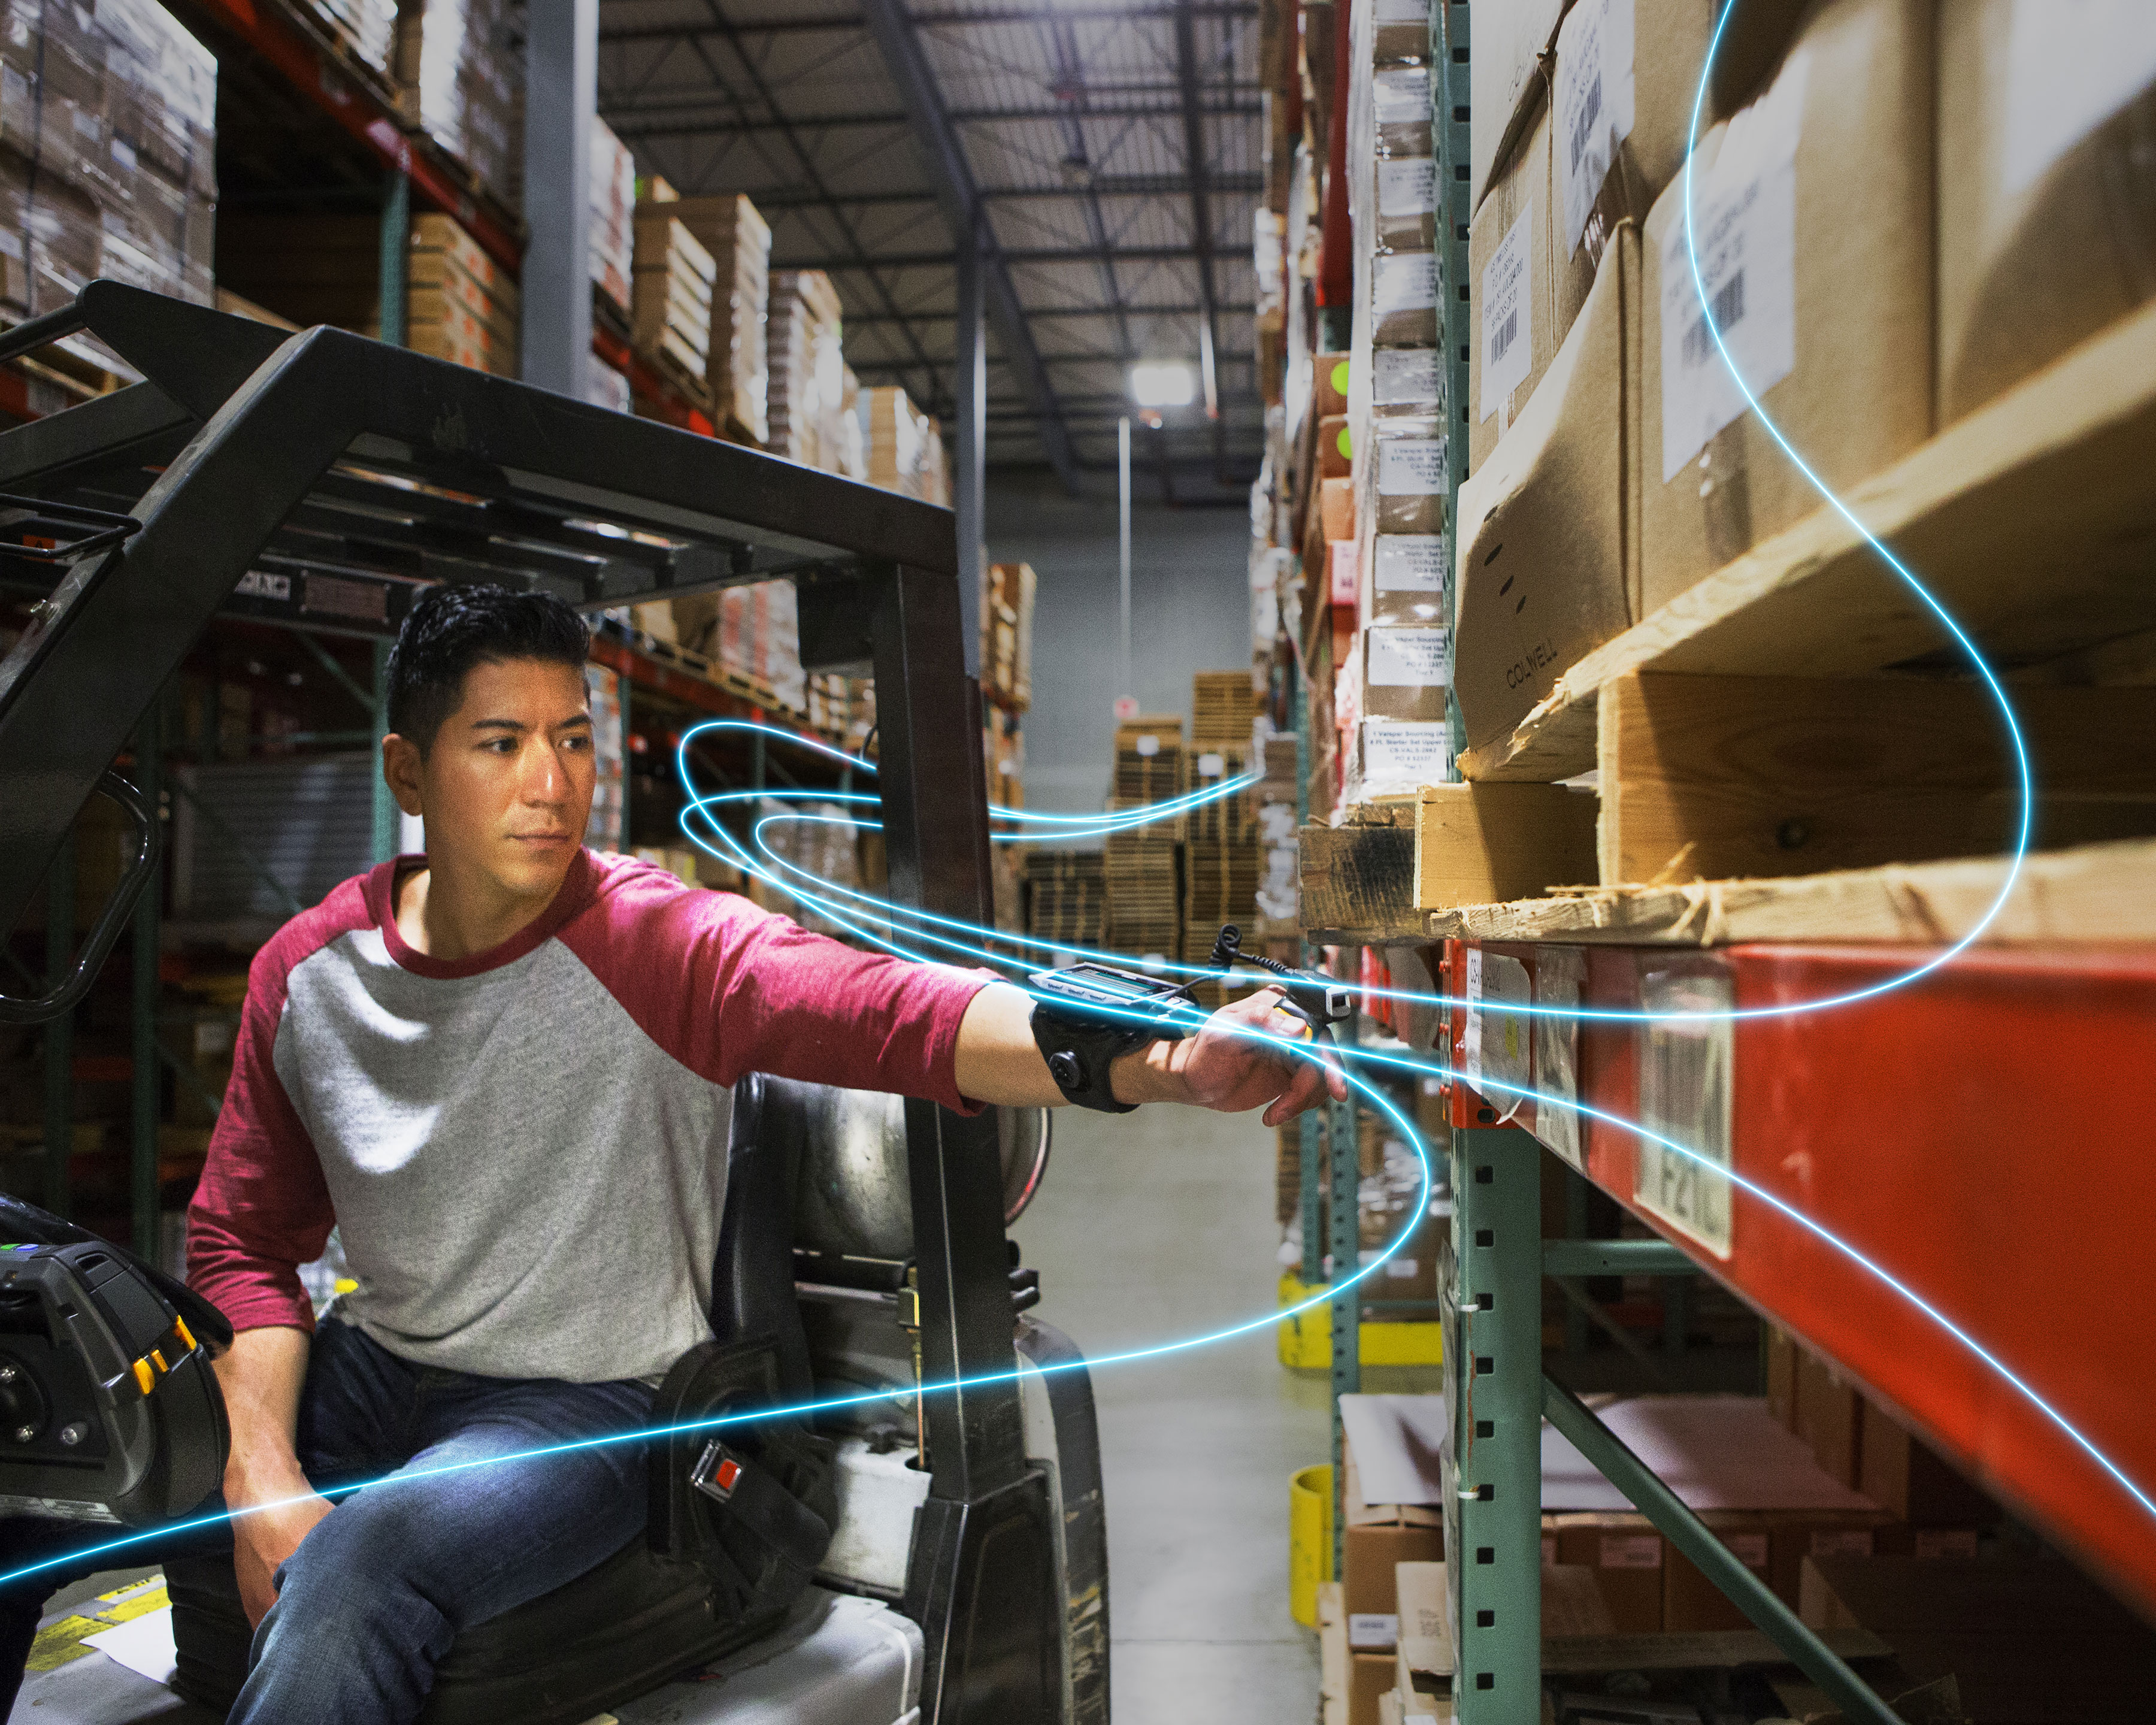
[386,583,591,752]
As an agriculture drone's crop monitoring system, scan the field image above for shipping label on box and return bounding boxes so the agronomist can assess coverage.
[1379,156,1437,220]
[1374,535,1445,594]
[1481,199,1537,413]
[1374,251,1438,316]
[1658,52,1807,480]
[1464,949,1531,1107]
[1348,1612,1398,1651]
[1377,437,1447,498]
[1359,721,1452,797]
[1555,0,1638,259]
[1366,628,1448,688]
[1373,347,1442,410]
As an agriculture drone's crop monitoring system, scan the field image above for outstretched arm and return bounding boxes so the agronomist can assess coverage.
[952,982,1348,1124]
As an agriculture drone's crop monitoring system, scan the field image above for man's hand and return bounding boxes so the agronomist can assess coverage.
[1110,986,1348,1123]
[212,1325,331,1627]
[230,1487,334,1629]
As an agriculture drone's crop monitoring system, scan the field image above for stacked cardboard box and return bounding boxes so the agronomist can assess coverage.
[298,0,397,80]
[589,120,635,320]
[667,193,771,443]
[1104,716,1185,963]
[214,211,517,376]
[1024,850,1106,950]
[1340,8,1451,809]
[631,208,717,407]
[984,706,1023,810]
[1255,733,1300,923]
[407,211,516,373]
[396,0,522,211]
[0,0,216,328]
[861,384,950,504]
[670,580,806,712]
[767,268,844,467]
[981,561,1035,713]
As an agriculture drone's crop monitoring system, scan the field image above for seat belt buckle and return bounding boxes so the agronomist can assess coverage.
[690,1439,747,1505]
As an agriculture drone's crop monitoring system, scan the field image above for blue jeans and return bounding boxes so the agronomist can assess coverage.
[0,1316,655,1724]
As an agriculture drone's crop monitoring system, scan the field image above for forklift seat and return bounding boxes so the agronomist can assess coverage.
[168,1072,846,1725]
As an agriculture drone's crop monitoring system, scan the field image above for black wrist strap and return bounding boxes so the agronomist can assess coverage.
[1029,1002,1150,1113]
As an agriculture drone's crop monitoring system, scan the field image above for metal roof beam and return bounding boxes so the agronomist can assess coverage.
[1174,0,1230,471]
[682,1,947,415]
[855,0,1082,493]
[841,301,1255,324]
[710,174,1262,210]
[599,7,1258,44]
[602,98,1261,138]
[773,242,1246,269]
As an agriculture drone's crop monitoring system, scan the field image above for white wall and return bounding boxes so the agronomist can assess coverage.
[986,478,1252,819]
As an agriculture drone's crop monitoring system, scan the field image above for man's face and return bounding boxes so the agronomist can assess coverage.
[392,657,595,902]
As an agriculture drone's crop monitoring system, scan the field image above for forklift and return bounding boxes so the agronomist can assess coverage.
[0,283,1107,1724]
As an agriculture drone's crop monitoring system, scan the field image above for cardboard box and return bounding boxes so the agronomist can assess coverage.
[1371,534,1446,630]
[1798,1552,2156,1724]
[1321,476,1355,542]
[1794,1348,1861,1487]
[1455,222,1639,756]
[1638,0,1933,618]
[1319,413,1353,479]
[1469,0,1562,211]
[1936,1,2156,425]
[1765,1324,1797,1429]
[1553,1512,1664,1633]
[1549,0,1718,350]
[1363,627,1448,723]
[1468,90,1557,473]
[1767,1508,1886,1606]
[1661,1511,1772,1631]
[1349,1652,1394,1725]
[1340,1396,1448,1653]
[1316,350,1351,418]
[1857,1395,1996,1528]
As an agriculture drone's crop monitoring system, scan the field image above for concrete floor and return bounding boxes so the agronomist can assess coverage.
[1012,1101,1331,1725]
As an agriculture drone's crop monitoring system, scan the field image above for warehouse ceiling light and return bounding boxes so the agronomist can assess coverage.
[1128,361,1195,410]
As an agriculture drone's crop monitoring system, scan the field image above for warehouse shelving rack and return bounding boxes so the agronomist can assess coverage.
[1288,0,2156,1716]
[0,280,1066,1720]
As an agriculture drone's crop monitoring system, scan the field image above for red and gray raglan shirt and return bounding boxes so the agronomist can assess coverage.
[186,849,994,1384]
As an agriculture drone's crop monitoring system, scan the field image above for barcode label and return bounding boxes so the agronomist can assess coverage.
[1658,46,1807,480]
[1680,270,1747,368]
[1569,74,1603,174]
[1480,199,1535,414]
[1555,0,1636,257]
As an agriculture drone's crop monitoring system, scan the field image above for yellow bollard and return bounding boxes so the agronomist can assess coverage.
[1288,1462,1334,1627]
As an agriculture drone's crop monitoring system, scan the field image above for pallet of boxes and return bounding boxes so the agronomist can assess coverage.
[1024,850,1106,954]
[631,197,717,415]
[1181,671,1262,1009]
[1340,5,1453,820]
[395,0,521,210]
[586,119,635,410]
[1103,718,1184,967]
[861,385,949,506]
[215,210,516,377]
[665,192,771,446]
[981,562,1034,931]
[0,0,217,353]
[768,268,845,468]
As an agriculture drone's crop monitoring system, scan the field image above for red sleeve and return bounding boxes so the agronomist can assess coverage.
[185,892,353,1334]
[561,862,998,1113]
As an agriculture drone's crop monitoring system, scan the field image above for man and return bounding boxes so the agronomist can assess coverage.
[0,584,1340,1720]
